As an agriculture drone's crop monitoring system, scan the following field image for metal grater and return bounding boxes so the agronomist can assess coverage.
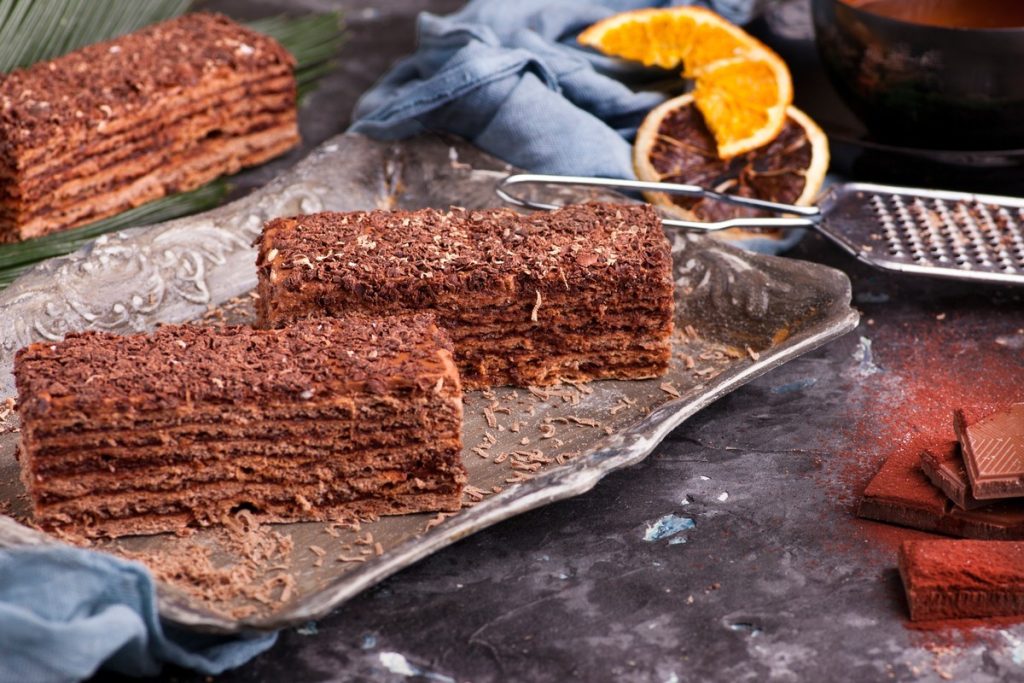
[496,174,1024,285]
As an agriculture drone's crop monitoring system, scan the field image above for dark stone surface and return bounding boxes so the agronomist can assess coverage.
[115,1,1024,681]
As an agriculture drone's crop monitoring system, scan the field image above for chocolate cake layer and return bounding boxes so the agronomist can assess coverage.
[3,72,295,179]
[956,404,1024,500]
[256,202,675,388]
[15,314,466,538]
[2,96,294,209]
[0,79,294,192]
[11,125,297,238]
[37,469,462,509]
[34,446,463,495]
[0,12,299,240]
[32,419,449,457]
[72,491,461,539]
[899,540,1024,621]
[857,437,1024,539]
[27,393,451,436]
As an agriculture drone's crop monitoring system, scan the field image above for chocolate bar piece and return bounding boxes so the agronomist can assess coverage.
[857,439,1024,539]
[14,314,465,538]
[919,441,986,510]
[255,203,675,388]
[899,539,1024,621]
[0,13,299,240]
[955,404,1024,500]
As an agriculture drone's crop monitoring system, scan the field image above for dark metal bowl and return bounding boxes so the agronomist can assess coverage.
[812,0,1024,149]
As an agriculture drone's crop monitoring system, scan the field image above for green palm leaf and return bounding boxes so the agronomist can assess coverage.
[0,0,193,71]
[0,182,229,289]
[0,3,345,290]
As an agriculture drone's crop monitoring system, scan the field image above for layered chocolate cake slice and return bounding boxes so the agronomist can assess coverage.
[0,12,300,241]
[255,203,675,388]
[14,314,465,538]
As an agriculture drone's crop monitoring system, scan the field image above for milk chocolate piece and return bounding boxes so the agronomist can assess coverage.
[858,439,1024,539]
[899,539,1024,621]
[956,404,1024,500]
[14,314,465,538]
[255,203,675,389]
[0,13,300,240]
[919,441,987,510]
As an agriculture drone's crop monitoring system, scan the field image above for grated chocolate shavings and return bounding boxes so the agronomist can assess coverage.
[423,512,452,531]
[464,486,487,501]
[483,406,497,429]
[660,381,682,399]
[528,386,550,400]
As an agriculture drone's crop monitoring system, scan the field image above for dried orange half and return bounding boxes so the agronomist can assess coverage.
[578,6,792,159]
[634,93,829,241]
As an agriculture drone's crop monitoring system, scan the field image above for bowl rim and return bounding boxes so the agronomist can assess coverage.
[825,0,1024,33]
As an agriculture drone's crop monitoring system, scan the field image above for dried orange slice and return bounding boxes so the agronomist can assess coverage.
[634,93,828,241]
[578,7,792,159]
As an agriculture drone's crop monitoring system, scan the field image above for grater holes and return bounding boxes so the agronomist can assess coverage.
[954,200,995,268]
[907,197,945,264]
[872,194,906,257]
[866,192,1024,274]
[927,198,960,262]
[998,208,1024,264]
[897,199,924,249]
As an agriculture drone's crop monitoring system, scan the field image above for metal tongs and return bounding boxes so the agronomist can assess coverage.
[496,173,1024,285]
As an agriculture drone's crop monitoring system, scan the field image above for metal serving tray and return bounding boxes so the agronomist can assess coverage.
[0,134,858,633]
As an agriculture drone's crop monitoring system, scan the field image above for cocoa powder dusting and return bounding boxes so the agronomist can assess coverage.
[829,318,1023,518]
[823,313,1024,641]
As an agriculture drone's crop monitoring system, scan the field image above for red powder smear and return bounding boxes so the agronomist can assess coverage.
[829,315,1024,516]
[847,519,936,556]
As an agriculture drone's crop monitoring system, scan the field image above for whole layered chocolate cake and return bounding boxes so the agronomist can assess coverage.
[0,12,300,241]
[14,314,465,538]
[255,202,676,388]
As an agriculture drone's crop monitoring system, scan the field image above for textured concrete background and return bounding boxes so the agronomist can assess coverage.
[101,1,1024,680]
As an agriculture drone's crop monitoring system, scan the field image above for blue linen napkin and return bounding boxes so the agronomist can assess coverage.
[0,547,276,682]
[350,0,800,254]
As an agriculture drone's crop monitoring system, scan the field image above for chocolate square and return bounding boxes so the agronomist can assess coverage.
[956,404,1024,500]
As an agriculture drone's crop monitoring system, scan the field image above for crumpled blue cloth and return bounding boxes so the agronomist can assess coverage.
[0,547,276,682]
[351,0,800,254]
